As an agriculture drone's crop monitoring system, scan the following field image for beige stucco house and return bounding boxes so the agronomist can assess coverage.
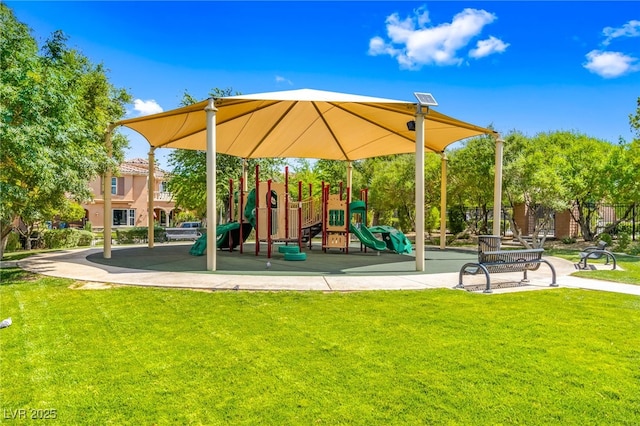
[82,158,175,230]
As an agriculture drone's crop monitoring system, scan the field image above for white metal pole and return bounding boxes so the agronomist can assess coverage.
[206,99,218,271]
[346,161,353,203]
[242,158,248,192]
[415,109,426,271]
[492,134,504,236]
[103,124,115,259]
[148,148,155,248]
[439,152,448,249]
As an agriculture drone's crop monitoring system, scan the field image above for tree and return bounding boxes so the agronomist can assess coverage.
[0,5,131,257]
[447,134,497,234]
[502,131,573,247]
[630,97,640,138]
[502,131,614,246]
[356,154,440,233]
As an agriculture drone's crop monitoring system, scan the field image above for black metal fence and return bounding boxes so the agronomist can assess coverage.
[592,203,638,240]
[456,202,638,241]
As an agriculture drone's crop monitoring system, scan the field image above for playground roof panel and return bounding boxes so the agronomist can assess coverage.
[117,88,494,160]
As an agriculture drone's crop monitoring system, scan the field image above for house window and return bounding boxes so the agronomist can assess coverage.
[111,177,117,195]
[112,209,136,227]
[159,181,168,192]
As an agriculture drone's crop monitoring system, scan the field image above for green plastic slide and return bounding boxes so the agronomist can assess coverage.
[348,201,412,254]
[244,189,257,227]
[349,223,387,252]
[189,222,251,256]
[367,225,413,254]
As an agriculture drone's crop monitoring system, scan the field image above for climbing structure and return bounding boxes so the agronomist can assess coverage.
[322,184,350,253]
[251,166,322,258]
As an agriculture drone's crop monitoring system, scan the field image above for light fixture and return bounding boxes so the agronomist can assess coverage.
[406,121,416,131]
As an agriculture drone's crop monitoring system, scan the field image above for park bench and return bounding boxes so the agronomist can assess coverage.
[456,235,558,293]
[576,241,616,270]
[164,227,201,242]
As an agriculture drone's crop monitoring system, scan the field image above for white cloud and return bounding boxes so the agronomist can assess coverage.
[602,20,640,46]
[583,50,639,78]
[275,75,293,85]
[133,99,163,116]
[469,36,510,59]
[368,6,508,69]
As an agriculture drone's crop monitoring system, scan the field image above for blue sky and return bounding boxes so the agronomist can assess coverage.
[6,1,640,169]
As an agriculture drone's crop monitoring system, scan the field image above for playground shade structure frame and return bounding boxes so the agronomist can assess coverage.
[111,88,497,271]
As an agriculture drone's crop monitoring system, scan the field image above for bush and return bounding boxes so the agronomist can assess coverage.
[4,232,22,252]
[77,230,94,247]
[448,207,466,235]
[42,229,81,249]
[598,233,613,246]
[562,237,577,244]
[628,242,640,256]
[615,232,631,253]
[115,227,166,244]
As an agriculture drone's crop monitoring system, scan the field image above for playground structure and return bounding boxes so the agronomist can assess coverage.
[190,165,412,258]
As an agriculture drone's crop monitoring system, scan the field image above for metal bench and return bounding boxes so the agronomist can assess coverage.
[164,227,201,242]
[576,241,616,270]
[456,235,557,293]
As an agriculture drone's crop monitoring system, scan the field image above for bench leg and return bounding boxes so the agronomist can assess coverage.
[540,259,558,287]
[456,263,492,293]
[521,269,530,284]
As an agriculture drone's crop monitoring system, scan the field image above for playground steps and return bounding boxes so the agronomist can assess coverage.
[277,245,307,261]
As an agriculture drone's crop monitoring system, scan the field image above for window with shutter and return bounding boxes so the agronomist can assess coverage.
[117,177,125,196]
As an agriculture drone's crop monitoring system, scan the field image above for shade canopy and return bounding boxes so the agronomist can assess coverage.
[117,88,494,160]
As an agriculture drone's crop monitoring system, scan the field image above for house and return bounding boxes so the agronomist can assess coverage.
[82,158,176,230]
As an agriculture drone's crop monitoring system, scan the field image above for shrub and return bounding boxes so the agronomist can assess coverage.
[628,242,640,256]
[83,221,92,232]
[598,233,613,246]
[561,237,577,244]
[77,230,94,247]
[448,207,466,235]
[115,227,166,244]
[42,229,81,249]
[615,232,631,253]
[4,232,22,252]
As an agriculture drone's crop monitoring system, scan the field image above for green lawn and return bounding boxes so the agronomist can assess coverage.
[548,249,640,285]
[1,268,639,425]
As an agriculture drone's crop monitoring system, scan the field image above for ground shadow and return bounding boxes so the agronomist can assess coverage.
[86,243,478,276]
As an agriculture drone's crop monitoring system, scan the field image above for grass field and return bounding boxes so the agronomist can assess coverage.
[548,249,640,285]
[1,267,639,425]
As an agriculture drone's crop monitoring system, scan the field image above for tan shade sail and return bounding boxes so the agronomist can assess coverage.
[117,88,494,160]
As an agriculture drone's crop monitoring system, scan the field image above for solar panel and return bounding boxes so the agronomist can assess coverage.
[414,92,438,106]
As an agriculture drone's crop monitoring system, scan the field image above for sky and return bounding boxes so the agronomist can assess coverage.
[6,1,640,170]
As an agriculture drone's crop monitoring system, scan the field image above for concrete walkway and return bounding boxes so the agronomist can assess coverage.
[8,246,639,296]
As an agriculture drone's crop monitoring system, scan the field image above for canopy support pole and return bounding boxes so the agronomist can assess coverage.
[415,108,426,272]
[439,152,448,249]
[147,148,156,248]
[242,158,248,192]
[346,161,353,203]
[205,99,218,271]
[103,123,115,259]
[492,134,504,236]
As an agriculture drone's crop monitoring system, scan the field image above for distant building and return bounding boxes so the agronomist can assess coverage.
[82,158,175,230]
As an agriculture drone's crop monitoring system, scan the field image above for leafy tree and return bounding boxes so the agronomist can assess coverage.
[599,98,640,234]
[357,154,440,233]
[502,131,573,247]
[630,97,640,138]
[0,5,131,257]
[502,131,614,246]
[448,134,497,234]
